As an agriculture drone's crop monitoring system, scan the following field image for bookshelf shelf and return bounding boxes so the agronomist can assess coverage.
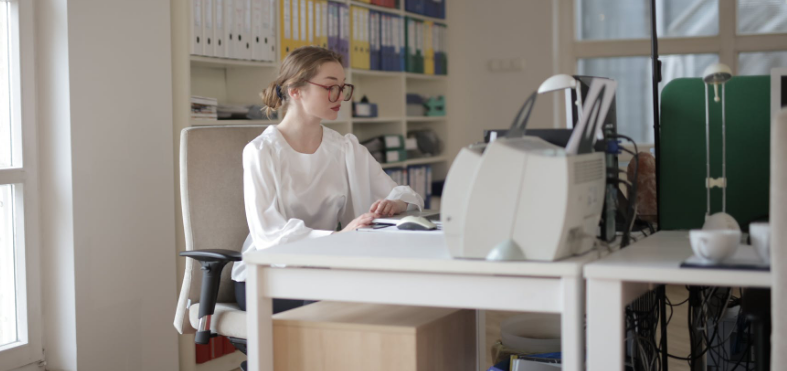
[380,155,448,169]
[190,55,278,68]
[406,116,446,123]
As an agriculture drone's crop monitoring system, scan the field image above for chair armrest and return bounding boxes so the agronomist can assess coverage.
[179,249,242,262]
[179,249,241,344]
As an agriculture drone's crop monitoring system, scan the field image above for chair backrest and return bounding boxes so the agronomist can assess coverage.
[771,108,787,367]
[174,125,267,334]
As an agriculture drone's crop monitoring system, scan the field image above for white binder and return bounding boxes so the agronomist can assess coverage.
[251,0,275,61]
[233,0,250,59]
[215,0,226,58]
[203,0,215,57]
[251,0,263,60]
[223,0,234,58]
[191,0,203,55]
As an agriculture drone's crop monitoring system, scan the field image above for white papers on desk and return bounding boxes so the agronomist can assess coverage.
[682,244,770,270]
[356,225,442,233]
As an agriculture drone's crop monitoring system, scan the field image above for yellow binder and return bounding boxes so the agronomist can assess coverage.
[424,21,434,75]
[280,0,292,59]
[315,0,328,49]
[351,6,364,69]
[361,8,370,70]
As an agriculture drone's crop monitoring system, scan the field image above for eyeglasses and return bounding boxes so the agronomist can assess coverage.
[304,80,354,102]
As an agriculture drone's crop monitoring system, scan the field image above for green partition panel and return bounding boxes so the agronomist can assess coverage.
[659,76,770,230]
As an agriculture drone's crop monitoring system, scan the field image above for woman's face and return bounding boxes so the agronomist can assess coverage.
[295,61,348,121]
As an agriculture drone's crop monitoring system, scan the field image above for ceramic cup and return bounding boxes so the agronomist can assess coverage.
[749,222,770,264]
[689,229,741,264]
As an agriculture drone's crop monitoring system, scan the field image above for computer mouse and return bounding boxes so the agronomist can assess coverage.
[396,216,437,231]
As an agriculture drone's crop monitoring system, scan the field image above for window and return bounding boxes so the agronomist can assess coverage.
[577,0,719,40]
[737,0,787,35]
[566,0,787,144]
[739,51,787,75]
[0,0,43,369]
[579,54,718,142]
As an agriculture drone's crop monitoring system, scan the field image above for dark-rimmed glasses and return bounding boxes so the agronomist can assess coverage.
[304,80,354,102]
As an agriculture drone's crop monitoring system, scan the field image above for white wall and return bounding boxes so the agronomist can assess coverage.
[446,0,560,160]
[36,0,179,370]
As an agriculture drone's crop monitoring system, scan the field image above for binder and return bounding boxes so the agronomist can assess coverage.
[416,20,424,73]
[424,21,434,75]
[299,0,307,48]
[380,14,388,71]
[405,17,415,72]
[280,0,291,58]
[233,0,251,59]
[251,0,262,60]
[320,0,328,48]
[363,8,371,70]
[192,0,203,55]
[215,0,227,58]
[291,0,300,51]
[440,24,447,74]
[351,7,361,69]
[314,0,322,48]
[327,1,337,53]
[433,24,442,75]
[396,15,404,71]
[307,0,314,46]
[339,3,350,67]
[258,0,276,61]
[369,11,380,70]
[203,0,215,57]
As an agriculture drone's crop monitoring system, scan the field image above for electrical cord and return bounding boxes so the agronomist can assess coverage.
[612,134,639,248]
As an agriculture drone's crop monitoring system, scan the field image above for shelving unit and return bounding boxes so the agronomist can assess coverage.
[172,1,450,369]
[177,0,450,178]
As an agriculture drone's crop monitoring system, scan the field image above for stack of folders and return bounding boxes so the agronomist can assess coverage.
[405,18,447,75]
[191,0,277,61]
[362,134,406,164]
[349,7,407,72]
[192,96,218,120]
[405,0,445,19]
[280,0,350,67]
[384,164,432,209]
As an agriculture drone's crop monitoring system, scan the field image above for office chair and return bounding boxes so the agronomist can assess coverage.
[173,125,267,371]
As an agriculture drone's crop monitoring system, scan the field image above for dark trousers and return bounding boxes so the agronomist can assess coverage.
[234,281,315,313]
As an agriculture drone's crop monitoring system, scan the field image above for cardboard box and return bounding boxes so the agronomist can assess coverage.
[273,301,476,371]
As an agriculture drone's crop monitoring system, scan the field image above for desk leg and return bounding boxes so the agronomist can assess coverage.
[247,265,274,371]
[587,279,624,371]
[561,277,584,371]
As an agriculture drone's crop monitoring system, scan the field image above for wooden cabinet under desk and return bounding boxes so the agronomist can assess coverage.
[272,301,476,371]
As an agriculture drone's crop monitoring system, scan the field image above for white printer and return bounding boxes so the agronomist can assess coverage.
[441,76,617,261]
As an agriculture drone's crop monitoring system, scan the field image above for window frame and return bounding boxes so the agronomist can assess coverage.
[0,0,43,369]
[557,0,787,146]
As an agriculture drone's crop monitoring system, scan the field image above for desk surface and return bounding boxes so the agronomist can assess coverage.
[244,231,599,278]
[584,231,771,287]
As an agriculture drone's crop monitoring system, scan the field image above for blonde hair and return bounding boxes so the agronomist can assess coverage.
[261,46,344,118]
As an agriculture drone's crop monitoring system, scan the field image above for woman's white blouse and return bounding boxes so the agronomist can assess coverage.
[232,125,424,281]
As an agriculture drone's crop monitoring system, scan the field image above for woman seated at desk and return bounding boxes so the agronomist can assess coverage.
[232,46,424,313]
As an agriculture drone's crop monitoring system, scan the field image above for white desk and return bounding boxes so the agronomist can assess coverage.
[584,230,772,371]
[244,231,598,371]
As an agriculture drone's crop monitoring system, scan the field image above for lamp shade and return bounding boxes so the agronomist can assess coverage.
[538,74,577,94]
[703,63,732,84]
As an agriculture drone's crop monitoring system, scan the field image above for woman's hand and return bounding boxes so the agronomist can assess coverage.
[369,199,407,217]
[338,213,377,233]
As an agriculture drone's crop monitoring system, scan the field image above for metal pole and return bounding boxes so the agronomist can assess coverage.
[651,0,662,230]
